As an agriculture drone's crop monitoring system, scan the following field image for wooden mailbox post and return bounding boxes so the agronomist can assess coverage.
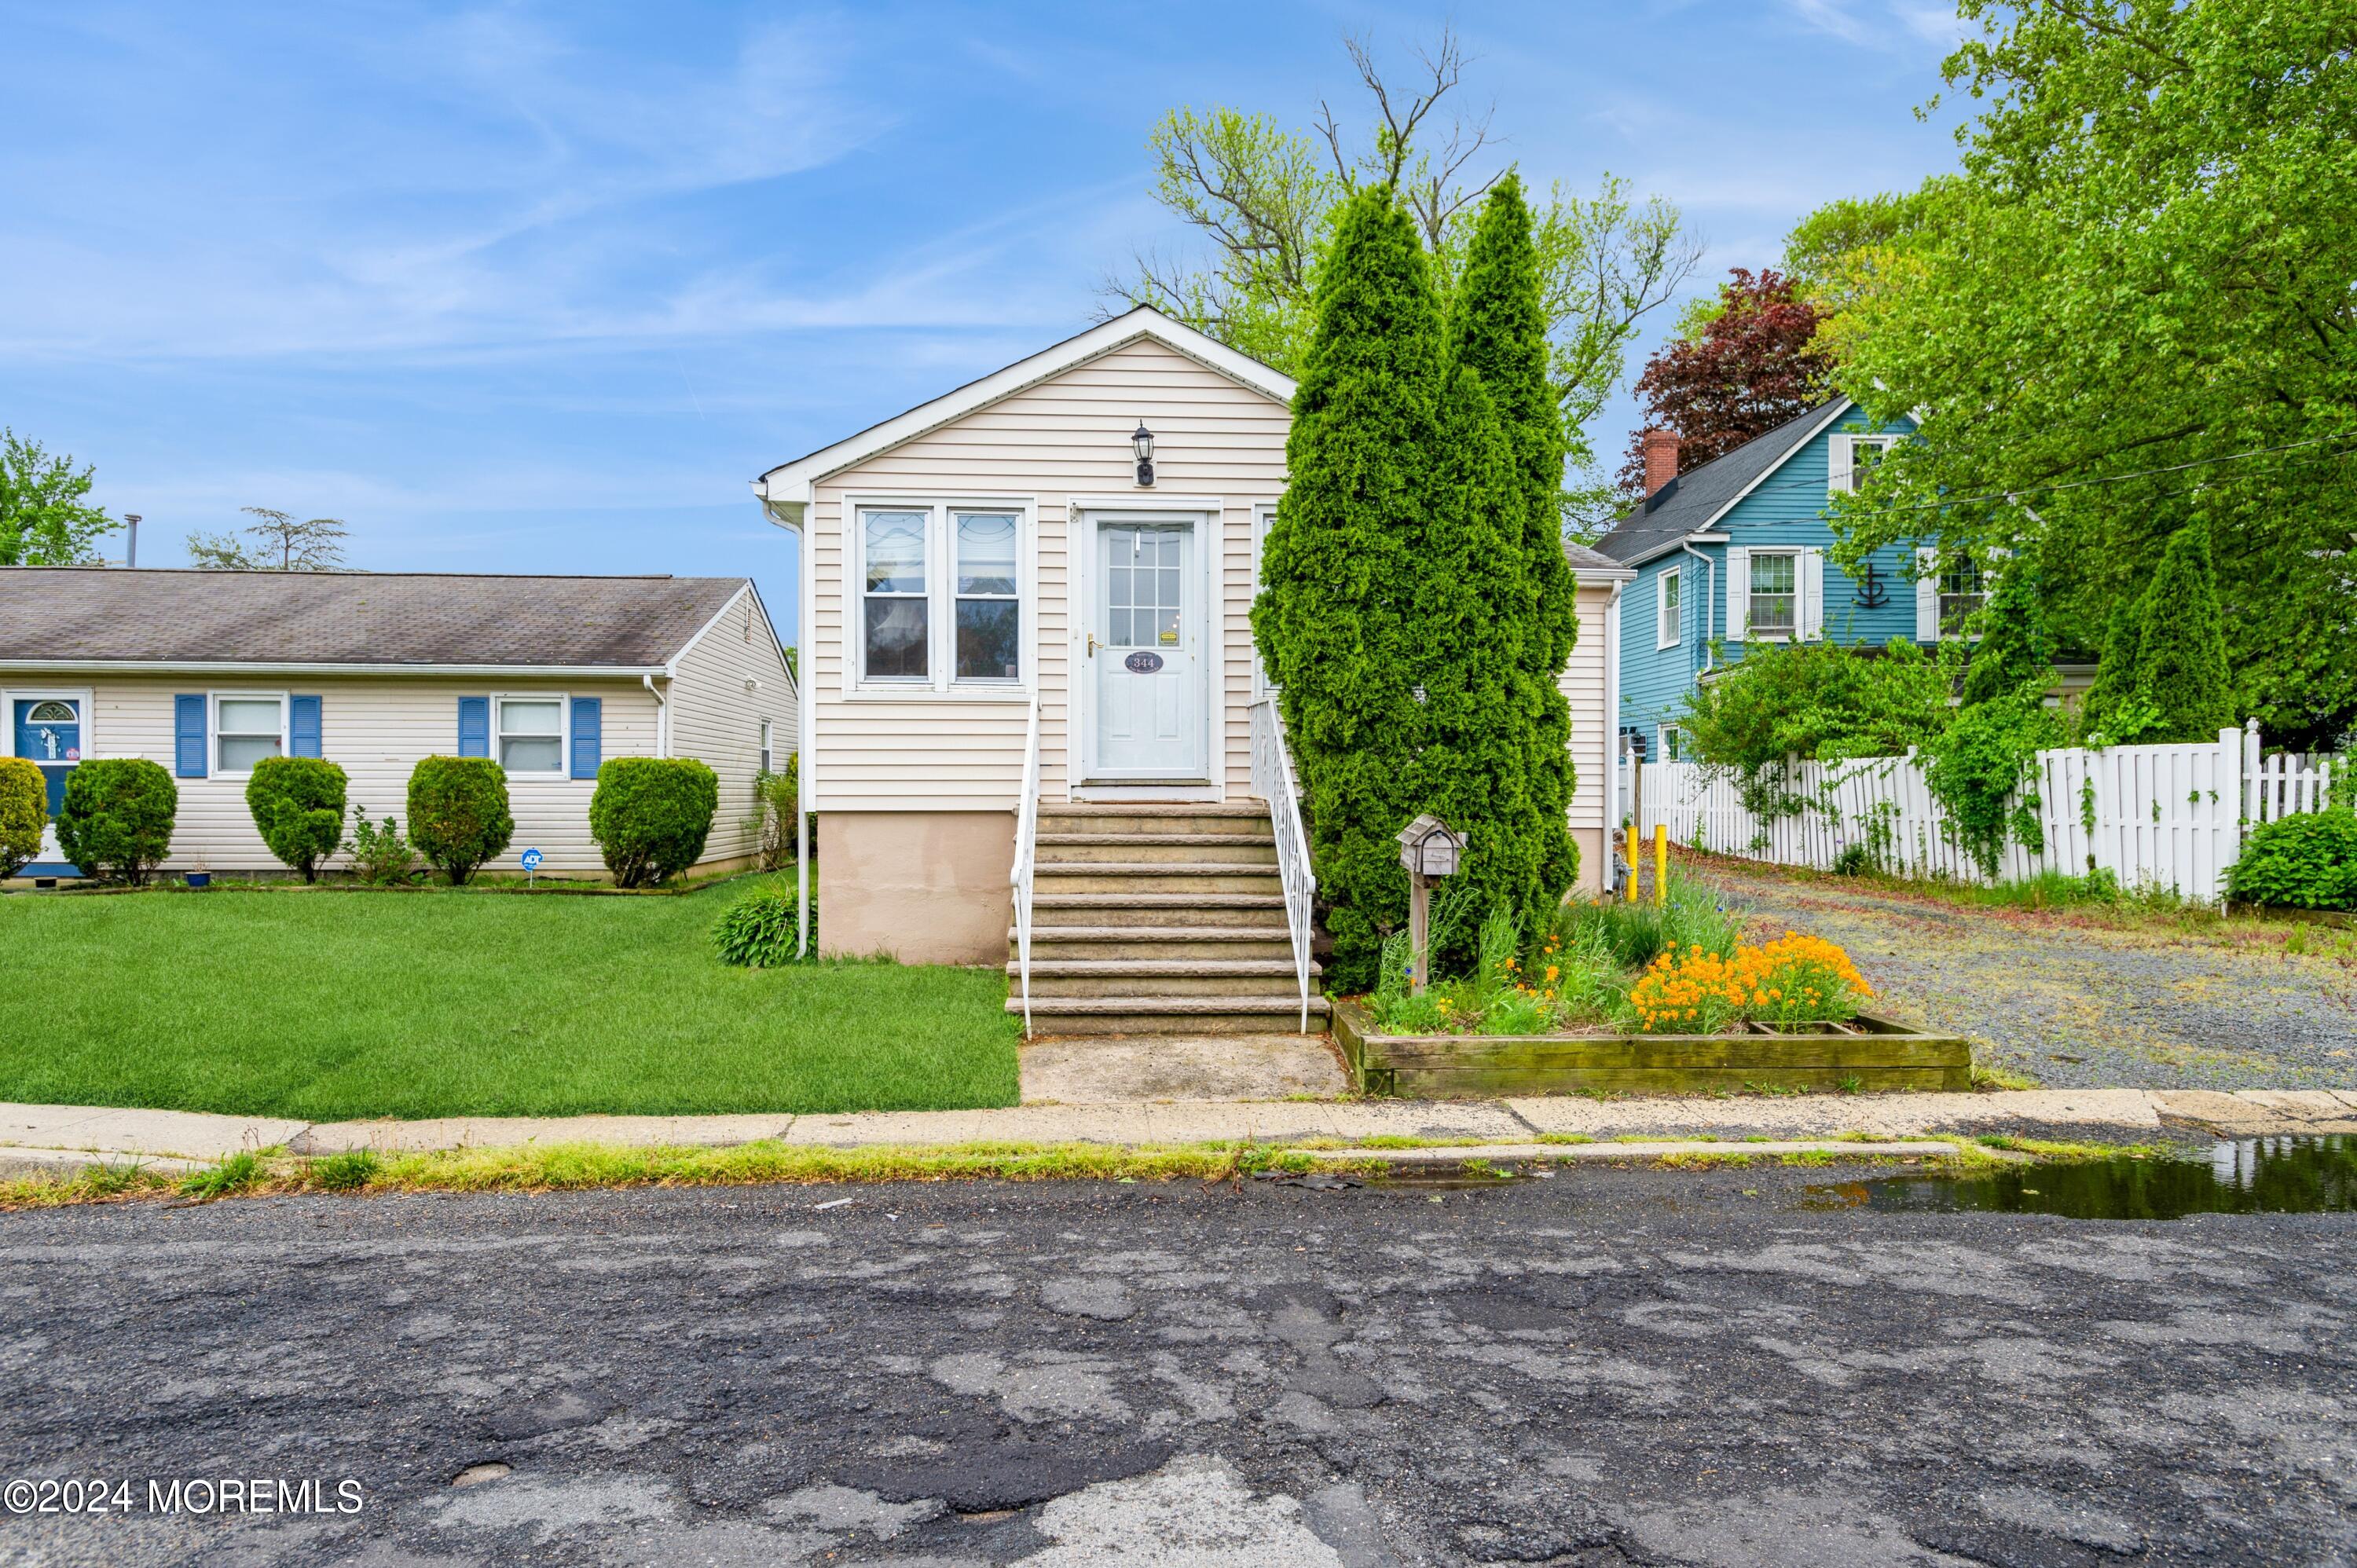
[1396,814,1468,994]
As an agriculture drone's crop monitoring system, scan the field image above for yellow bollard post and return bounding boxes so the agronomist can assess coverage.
[1624,823,1641,903]
[1653,823,1669,907]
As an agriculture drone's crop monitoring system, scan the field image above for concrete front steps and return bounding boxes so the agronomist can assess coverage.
[1011,801,1326,1037]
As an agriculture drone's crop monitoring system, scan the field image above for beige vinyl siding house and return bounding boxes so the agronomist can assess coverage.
[758,307,1626,964]
[1563,546,1637,892]
[0,570,794,882]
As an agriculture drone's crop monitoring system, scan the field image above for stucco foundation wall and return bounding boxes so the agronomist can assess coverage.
[819,811,1013,965]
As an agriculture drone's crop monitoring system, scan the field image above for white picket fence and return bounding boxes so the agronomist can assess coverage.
[1623,721,2341,901]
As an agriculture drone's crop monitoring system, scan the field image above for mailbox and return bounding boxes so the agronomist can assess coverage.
[1397,814,1467,880]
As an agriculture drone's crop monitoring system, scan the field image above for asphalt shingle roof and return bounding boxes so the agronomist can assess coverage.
[1562,539,1627,573]
[0,569,751,669]
[1593,398,1846,566]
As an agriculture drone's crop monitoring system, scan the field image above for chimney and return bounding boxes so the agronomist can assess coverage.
[123,514,141,568]
[1641,429,1681,496]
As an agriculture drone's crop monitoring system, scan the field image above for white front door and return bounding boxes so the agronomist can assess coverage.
[1089,517,1204,779]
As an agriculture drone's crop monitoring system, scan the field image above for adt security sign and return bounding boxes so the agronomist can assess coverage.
[519,848,544,885]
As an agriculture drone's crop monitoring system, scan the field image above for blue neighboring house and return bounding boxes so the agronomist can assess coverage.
[1596,397,1981,760]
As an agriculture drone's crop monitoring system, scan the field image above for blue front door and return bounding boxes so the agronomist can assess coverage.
[13,698,81,815]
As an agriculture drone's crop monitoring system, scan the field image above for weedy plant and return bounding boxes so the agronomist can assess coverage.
[181,1150,264,1202]
[310,1149,381,1192]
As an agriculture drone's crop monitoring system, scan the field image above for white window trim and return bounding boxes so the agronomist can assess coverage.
[1250,500,1277,699]
[844,494,1037,699]
[760,718,775,776]
[1828,431,1900,496]
[493,692,571,779]
[1744,548,1803,643]
[1655,566,1682,650]
[210,690,289,780]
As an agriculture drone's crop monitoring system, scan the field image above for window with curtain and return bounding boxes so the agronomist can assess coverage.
[497,697,565,774]
[861,508,929,680]
[214,695,286,773]
[1749,552,1798,637]
[954,511,1019,681]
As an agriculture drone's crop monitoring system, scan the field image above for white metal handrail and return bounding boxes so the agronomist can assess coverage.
[1009,691,1043,1035]
[1249,695,1318,1031]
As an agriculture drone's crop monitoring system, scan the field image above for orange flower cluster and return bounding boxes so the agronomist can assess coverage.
[1628,932,1873,1034]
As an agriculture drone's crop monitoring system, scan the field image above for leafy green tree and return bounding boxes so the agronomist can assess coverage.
[1110,30,1697,498]
[1959,547,2056,707]
[1811,0,2357,748]
[1408,365,1538,962]
[1252,186,1440,988]
[188,507,350,571]
[1446,174,1581,903]
[2133,518,2236,743]
[1678,639,1956,813]
[0,430,115,566]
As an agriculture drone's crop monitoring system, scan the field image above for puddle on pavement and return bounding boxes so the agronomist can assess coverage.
[1803,1136,2357,1219]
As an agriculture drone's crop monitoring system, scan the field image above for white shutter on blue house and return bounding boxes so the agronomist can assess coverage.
[1725,546,1750,643]
[1801,548,1825,640]
[1915,547,1941,641]
[1826,434,1854,496]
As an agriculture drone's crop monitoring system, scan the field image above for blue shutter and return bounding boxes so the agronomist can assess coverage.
[570,697,602,779]
[457,697,489,758]
[290,695,323,758]
[174,694,207,778]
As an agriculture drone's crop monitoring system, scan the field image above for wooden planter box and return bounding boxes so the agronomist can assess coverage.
[1331,997,1972,1098]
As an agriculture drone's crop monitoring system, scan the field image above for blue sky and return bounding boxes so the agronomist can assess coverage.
[4,2,1970,643]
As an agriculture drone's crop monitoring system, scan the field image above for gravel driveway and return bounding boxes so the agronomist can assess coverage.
[1692,859,2357,1090]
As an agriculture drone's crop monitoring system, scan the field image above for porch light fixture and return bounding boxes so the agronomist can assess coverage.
[1131,422,1156,487]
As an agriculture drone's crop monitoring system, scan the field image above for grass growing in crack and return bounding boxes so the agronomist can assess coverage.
[180,1149,266,1201]
[310,1149,380,1192]
[1970,1061,2043,1092]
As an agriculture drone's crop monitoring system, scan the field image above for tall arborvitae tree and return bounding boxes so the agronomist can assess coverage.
[1254,187,1441,987]
[1444,174,1582,899]
[2080,592,2146,737]
[1959,547,2055,707]
[2135,517,2236,743]
[1411,365,1541,963]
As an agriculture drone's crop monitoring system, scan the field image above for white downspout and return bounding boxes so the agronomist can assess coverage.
[757,487,814,961]
[643,674,669,757]
[1600,578,1623,876]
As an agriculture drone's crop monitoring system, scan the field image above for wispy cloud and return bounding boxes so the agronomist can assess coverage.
[1780,0,1963,53]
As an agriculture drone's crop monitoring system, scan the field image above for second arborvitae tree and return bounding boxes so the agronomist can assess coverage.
[1443,173,1582,900]
[1253,187,1442,988]
[2135,517,2236,742]
[1411,365,1541,965]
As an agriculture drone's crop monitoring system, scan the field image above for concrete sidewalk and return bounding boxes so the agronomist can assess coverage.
[2,1088,2352,1174]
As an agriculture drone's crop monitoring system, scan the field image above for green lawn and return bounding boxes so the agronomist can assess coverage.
[0,883,1018,1121]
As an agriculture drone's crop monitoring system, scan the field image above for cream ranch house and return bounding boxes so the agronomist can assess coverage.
[757,306,1629,1033]
[0,569,794,881]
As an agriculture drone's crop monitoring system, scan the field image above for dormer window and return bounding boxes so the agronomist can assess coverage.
[1830,433,1899,493]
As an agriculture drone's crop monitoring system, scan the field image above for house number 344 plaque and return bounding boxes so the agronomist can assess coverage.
[1124,651,1164,674]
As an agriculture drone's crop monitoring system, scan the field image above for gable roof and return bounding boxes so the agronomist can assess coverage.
[753,306,1296,514]
[0,569,765,674]
[1563,538,1635,581]
[1593,397,1855,568]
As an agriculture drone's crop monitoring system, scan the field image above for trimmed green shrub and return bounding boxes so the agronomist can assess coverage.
[713,878,814,966]
[0,757,43,880]
[245,755,348,882]
[589,757,718,887]
[1251,186,1442,989]
[2134,518,2235,743]
[54,758,177,885]
[405,756,514,885]
[1446,173,1582,901]
[2228,806,2357,910]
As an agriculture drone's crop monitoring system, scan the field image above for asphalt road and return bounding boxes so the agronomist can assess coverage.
[2,1171,2352,1566]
